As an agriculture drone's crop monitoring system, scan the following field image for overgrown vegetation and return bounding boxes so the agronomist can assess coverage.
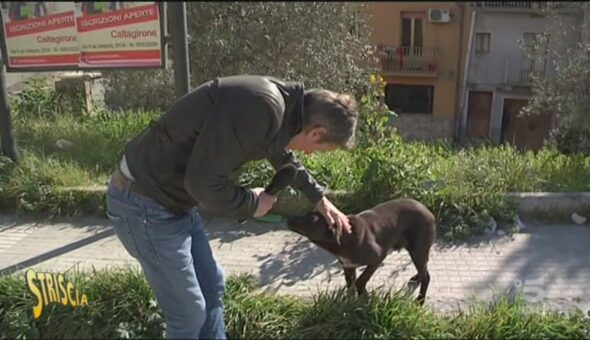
[1,268,588,339]
[523,2,590,155]
[2,79,590,240]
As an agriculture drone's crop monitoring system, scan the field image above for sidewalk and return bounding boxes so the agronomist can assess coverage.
[1,214,589,315]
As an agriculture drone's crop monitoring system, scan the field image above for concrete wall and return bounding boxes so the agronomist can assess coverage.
[369,2,472,140]
[390,113,453,141]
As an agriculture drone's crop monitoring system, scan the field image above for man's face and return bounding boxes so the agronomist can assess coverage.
[288,127,339,155]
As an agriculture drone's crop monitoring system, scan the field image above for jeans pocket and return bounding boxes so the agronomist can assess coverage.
[143,204,185,226]
[106,210,141,260]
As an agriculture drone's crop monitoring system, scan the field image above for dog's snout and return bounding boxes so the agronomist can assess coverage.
[284,215,295,227]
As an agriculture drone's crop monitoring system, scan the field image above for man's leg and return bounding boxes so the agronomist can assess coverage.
[188,209,227,340]
[106,180,208,339]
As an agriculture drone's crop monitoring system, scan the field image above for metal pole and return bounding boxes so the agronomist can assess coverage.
[0,59,18,163]
[458,8,477,144]
[169,2,190,98]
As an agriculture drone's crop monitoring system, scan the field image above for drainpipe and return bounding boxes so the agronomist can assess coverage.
[453,2,466,143]
[457,5,477,144]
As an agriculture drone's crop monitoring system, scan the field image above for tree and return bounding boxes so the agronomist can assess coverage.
[102,2,374,111]
[522,2,590,154]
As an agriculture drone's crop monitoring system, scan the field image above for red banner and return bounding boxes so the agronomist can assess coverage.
[76,4,158,33]
[80,50,160,62]
[5,11,76,38]
[9,54,79,65]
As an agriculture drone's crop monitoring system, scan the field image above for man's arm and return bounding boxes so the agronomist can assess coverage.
[268,149,352,233]
[183,95,281,221]
[184,114,259,220]
[267,149,326,205]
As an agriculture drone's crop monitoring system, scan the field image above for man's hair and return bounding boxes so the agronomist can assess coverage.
[302,89,358,149]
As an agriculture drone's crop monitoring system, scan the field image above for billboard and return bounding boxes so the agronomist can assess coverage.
[0,2,165,72]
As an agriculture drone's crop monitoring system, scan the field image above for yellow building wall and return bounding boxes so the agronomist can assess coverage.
[369,2,472,121]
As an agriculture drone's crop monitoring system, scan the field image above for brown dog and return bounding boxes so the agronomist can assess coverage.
[286,198,436,304]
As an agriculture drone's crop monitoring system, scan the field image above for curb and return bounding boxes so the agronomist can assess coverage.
[505,192,590,223]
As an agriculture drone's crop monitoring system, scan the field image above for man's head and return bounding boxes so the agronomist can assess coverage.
[288,89,358,155]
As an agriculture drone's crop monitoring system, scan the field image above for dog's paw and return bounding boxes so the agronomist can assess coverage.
[415,296,426,306]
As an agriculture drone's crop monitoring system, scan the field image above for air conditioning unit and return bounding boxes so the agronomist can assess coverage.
[428,8,452,23]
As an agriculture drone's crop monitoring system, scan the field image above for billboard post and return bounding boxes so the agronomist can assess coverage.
[0,55,18,162]
[169,2,190,97]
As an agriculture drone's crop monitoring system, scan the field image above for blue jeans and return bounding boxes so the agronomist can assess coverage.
[106,177,227,340]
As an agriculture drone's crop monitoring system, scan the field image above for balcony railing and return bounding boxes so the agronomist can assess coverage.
[376,46,438,77]
[474,2,569,11]
[479,2,536,9]
[506,70,536,86]
[504,58,545,87]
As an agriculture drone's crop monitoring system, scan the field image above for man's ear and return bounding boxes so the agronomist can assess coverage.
[307,126,328,142]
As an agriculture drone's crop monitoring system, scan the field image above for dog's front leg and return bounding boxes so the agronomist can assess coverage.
[356,263,380,296]
[343,267,356,289]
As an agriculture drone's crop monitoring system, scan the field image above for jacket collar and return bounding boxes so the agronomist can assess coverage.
[268,78,305,152]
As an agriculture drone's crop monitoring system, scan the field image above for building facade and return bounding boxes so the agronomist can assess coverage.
[460,2,581,150]
[370,2,582,150]
[369,2,471,141]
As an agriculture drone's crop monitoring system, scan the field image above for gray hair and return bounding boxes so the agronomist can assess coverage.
[302,89,358,149]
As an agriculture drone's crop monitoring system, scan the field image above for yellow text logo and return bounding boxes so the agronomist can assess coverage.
[25,269,88,320]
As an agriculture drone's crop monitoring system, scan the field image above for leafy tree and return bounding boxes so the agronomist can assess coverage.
[102,2,374,111]
[522,2,590,154]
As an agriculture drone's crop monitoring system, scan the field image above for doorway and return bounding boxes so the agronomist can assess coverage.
[467,91,493,139]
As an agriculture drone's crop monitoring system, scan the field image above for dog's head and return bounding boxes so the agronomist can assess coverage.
[286,211,343,246]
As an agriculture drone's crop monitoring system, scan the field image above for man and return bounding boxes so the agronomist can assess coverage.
[105,75,358,339]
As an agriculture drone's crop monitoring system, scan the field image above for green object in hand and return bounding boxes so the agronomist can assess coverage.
[254,214,284,223]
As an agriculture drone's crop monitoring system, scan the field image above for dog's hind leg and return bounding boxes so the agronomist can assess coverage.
[408,247,431,305]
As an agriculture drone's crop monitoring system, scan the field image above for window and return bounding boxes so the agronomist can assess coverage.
[385,84,434,114]
[401,12,424,48]
[475,33,491,54]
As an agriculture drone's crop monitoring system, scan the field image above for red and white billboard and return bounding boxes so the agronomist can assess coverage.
[0,1,164,71]
[75,2,162,68]
[1,2,79,68]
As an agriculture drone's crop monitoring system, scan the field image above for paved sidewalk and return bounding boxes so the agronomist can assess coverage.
[1,214,589,314]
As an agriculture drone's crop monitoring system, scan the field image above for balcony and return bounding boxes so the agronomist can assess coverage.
[473,2,574,13]
[503,58,545,87]
[376,46,438,77]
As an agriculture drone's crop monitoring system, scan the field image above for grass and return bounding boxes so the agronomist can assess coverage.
[2,81,590,240]
[0,268,588,339]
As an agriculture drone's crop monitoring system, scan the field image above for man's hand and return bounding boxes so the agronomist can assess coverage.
[252,187,277,217]
[315,196,352,234]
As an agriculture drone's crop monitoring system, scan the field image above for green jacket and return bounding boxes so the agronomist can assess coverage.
[123,75,325,220]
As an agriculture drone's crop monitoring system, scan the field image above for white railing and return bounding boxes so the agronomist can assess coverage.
[503,58,545,86]
[475,2,566,10]
[481,2,534,9]
[376,46,438,75]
